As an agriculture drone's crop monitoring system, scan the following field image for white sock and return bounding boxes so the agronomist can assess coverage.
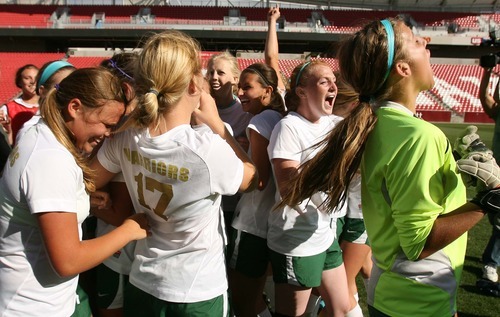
[345,303,363,317]
[354,292,359,303]
[257,307,272,317]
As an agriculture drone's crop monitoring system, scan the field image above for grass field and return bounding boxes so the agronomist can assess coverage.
[355,122,499,317]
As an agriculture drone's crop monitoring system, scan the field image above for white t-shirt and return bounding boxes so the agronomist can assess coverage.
[267,112,344,256]
[232,109,283,238]
[346,174,362,220]
[97,124,244,303]
[0,120,89,317]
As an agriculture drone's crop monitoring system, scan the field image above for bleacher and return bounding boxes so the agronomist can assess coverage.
[0,52,67,104]
[0,4,493,31]
[0,4,497,123]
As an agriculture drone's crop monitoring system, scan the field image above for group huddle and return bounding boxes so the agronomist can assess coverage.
[0,6,499,317]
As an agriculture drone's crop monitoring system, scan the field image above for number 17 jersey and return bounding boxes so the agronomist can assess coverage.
[97,124,244,303]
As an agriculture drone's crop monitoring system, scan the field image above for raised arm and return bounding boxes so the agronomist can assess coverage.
[265,5,286,92]
[193,91,258,192]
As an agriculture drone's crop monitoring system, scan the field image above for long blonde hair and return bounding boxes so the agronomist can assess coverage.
[41,67,125,193]
[281,18,407,212]
[122,30,202,131]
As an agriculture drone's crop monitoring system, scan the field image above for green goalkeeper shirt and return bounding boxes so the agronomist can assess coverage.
[361,103,467,317]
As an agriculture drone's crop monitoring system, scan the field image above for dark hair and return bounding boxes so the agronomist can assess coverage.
[15,64,38,89]
[41,67,126,193]
[35,60,75,95]
[281,18,406,212]
[333,71,359,117]
[100,52,138,84]
[241,63,286,115]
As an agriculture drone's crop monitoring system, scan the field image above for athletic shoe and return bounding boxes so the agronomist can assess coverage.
[476,278,500,297]
[482,264,499,282]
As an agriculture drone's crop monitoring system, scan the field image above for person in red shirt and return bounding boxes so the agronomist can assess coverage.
[0,64,39,146]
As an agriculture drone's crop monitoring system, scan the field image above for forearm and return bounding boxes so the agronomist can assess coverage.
[265,18,279,65]
[69,223,136,274]
[420,202,485,259]
[91,207,131,227]
[91,182,134,226]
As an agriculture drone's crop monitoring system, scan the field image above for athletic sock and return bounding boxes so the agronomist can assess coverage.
[354,292,359,303]
[345,303,364,317]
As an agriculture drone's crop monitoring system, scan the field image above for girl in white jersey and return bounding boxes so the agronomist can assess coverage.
[206,51,253,238]
[228,62,286,317]
[0,67,149,317]
[206,51,253,147]
[90,30,258,317]
[267,60,350,317]
[281,18,497,317]
[92,52,140,317]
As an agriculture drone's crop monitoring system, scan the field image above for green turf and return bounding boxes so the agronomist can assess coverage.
[354,122,499,317]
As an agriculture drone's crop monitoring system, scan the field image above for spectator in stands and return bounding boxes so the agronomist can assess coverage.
[227,62,286,317]
[90,30,257,317]
[280,17,497,316]
[0,67,149,316]
[477,66,500,287]
[267,60,350,317]
[16,60,76,143]
[0,64,39,146]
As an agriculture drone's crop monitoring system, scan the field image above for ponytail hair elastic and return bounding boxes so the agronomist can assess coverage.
[147,88,159,96]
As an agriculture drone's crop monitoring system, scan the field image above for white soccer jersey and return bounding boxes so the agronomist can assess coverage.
[232,109,283,238]
[0,120,89,317]
[97,123,244,303]
[267,112,343,256]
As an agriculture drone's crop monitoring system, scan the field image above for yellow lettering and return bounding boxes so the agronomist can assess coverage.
[168,165,178,180]
[123,148,131,161]
[179,168,189,182]
[143,157,151,172]
[157,162,167,176]
[131,151,139,165]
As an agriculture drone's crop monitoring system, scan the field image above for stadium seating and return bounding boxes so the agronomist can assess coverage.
[0,4,497,123]
[0,52,67,103]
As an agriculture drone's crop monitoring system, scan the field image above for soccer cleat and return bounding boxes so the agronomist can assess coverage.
[482,264,499,283]
[476,278,500,297]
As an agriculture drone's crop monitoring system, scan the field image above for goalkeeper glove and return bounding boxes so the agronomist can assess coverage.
[453,125,493,161]
[471,188,500,215]
[456,153,500,189]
